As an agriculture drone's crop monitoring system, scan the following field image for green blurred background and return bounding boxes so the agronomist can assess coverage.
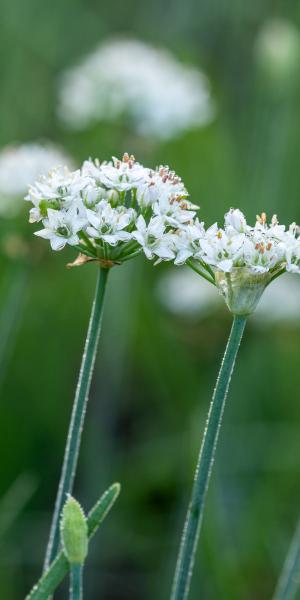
[1,1,300,598]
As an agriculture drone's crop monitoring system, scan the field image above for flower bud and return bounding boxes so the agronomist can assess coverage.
[60,496,88,565]
[215,268,272,316]
[107,189,120,207]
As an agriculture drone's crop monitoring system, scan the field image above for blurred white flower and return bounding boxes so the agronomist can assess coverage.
[157,267,221,317]
[255,274,300,323]
[58,38,215,140]
[254,19,300,84]
[157,267,300,325]
[0,143,73,218]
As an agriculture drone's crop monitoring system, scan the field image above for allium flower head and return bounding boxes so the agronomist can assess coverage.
[186,209,299,276]
[26,153,196,268]
[58,38,215,140]
[180,208,300,315]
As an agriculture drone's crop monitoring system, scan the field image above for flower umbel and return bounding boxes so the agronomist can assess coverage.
[26,153,195,267]
[182,208,300,315]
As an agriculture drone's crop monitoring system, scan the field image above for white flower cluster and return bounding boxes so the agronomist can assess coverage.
[26,153,198,260]
[174,208,300,316]
[185,208,300,276]
[0,142,73,218]
[26,158,300,278]
[58,38,215,140]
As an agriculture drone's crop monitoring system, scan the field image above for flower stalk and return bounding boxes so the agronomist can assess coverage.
[70,565,83,600]
[170,315,247,600]
[44,266,109,570]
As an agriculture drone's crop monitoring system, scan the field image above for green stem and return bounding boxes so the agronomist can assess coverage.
[170,315,247,600]
[44,267,109,570]
[70,565,83,600]
[273,519,300,600]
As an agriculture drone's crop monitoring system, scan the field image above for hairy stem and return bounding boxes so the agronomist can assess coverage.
[273,519,300,600]
[44,267,109,570]
[170,315,247,600]
[70,565,83,600]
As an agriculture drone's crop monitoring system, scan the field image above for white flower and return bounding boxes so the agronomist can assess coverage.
[26,166,87,223]
[132,215,175,261]
[153,193,197,228]
[242,232,284,273]
[35,207,86,251]
[196,225,245,272]
[281,225,300,273]
[0,143,73,218]
[224,208,249,234]
[58,38,215,140]
[86,201,135,245]
[173,221,205,265]
[136,165,188,209]
[97,154,149,192]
